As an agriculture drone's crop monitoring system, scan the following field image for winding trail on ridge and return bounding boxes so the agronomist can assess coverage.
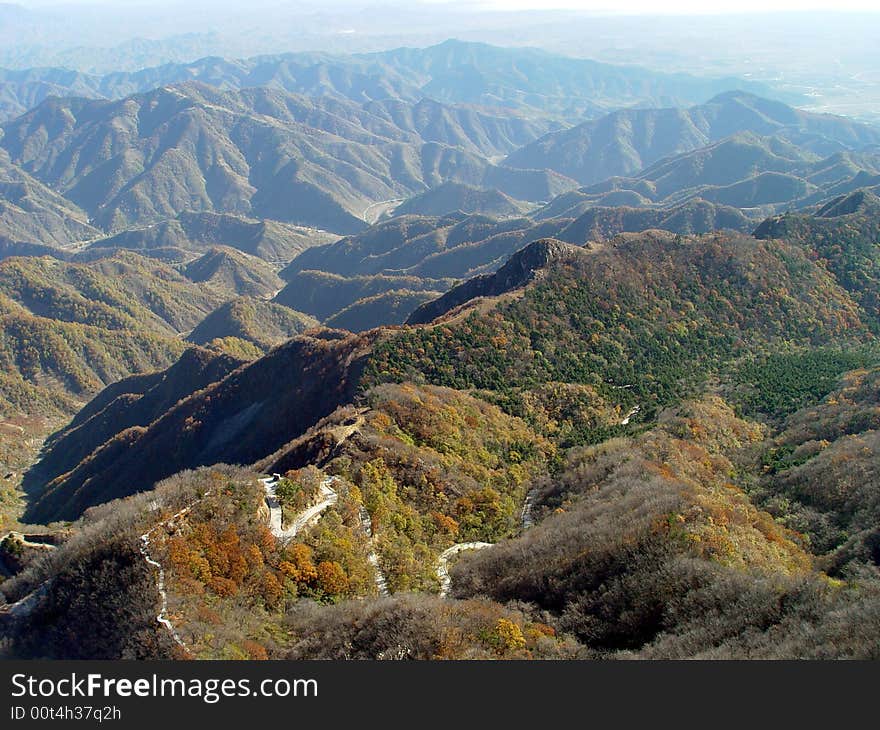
[0,583,50,620]
[437,484,542,598]
[0,533,58,620]
[436,542,494,597]
[140,469,346,651]
[260,475,339,543]
[139,495,210,650]
[360,506,390,597]
[261,476,390,596]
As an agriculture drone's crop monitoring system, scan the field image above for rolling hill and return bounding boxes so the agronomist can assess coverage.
[182,247,283,300]
[391,182,531,219]
[542,199,756,239]
[0,249,264,415]
[324,290,440,332]
[186,296,317,351]
[274,270,454,322]
[0,150,99,246]
[754,189,880,329]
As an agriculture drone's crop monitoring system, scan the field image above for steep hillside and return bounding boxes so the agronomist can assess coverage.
[24,331,377,522]
[27,225,874,522]
[0,239,71,263]
[369,230,870,443]
[324,290,440,332]
[506,92,880,186]
[0,250,239,415]
[0,251,228,335]
[6,220,880,659]
[0,292,187,415]
[186,297,317,351]
[407,238,584,325]
[0,150,99,246]
[8,390,878,660]
[750,365,880,570]
[28,347,245,490]
[446,397,878,659]
[0,83,574,233]
[274,270,453,322]
[754,190,880,329]
[282,213,571,282]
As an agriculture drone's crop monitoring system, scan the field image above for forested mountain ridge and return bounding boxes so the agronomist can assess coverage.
[23,330,378,522]
[28,346,246,490]
[754,189,880,330]
[406,237,585,325]
[7,307,880,660]
[83,211,338,264]
[391,182,531,219]
[22,222,874,523]
[186,296,318,352]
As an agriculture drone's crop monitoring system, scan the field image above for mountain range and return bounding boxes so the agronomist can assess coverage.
[506,91,880,185]
[0,40,785,123]
[2,37,880,662]
[0,82,573,234]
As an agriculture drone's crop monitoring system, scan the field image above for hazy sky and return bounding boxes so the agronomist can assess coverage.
[466,0,880,11]
[11,0,880,10]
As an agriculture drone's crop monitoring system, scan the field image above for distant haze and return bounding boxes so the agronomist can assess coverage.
[9,0,880,8]
[471,0,879,12]
[1,1,878,123]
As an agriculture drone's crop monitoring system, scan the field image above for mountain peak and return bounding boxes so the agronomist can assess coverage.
[406,238,583,325]
[815,188,880,218]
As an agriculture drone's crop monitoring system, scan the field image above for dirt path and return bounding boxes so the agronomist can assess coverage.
[436,542,493,597]
[261,476,338,543]
[359,506,389,597]
[521,488,538,531]
[138,494,211,650]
